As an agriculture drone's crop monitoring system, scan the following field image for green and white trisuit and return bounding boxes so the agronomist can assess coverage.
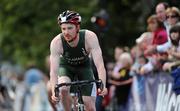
[59,30,96,96]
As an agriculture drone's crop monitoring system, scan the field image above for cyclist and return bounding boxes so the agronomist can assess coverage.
[49,10,107,111]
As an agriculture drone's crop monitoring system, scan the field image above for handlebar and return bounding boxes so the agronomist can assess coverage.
[54,79,104,97]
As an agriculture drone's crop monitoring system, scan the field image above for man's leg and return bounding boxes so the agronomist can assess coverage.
[83,96,96,111]
[58,76,72,111]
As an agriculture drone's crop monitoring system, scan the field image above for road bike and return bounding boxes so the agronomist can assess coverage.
[54,79,103,111]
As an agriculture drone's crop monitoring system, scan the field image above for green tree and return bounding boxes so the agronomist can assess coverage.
[0,0,179,68]
[0,0,98,69]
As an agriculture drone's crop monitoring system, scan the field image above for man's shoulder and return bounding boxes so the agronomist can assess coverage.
[51,34,61,42]
[83,29,97,39]
[51,34,62,46]
[84,30,99,48]
[83,29,95,34]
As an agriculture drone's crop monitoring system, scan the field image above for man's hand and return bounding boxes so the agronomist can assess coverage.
[51,87,60,104]
[98,87,108,97]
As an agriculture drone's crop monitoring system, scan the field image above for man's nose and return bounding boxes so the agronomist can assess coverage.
[64,29,69,35]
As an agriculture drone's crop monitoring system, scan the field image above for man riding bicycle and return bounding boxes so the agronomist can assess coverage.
[49,10,107,111]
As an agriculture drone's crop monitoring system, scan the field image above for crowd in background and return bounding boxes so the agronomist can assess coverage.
[0,2,180,111]
[101,2,180,111]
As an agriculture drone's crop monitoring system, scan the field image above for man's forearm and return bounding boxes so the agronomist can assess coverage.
[50,73,58,88]
[97,68,106,88]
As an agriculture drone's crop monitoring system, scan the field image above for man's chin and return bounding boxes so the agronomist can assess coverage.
[65,38,72,41]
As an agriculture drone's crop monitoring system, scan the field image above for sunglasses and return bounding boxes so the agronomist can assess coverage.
[167,15,178,19]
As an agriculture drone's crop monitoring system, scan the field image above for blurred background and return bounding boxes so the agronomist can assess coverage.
[0,0,179,69]
[0,0,180,111]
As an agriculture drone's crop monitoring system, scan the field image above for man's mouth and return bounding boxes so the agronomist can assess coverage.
[64,35,71,39]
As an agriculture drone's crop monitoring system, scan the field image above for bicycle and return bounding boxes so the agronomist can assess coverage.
[54,79,104,111]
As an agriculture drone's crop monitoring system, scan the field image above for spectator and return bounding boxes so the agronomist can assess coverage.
[136,32,153,53]
[109,52,133,111]
[22,68,52,111]
[151,2,171,53]
[163,24,180,95]
[103,46,124,110]
[142,14,168,73]
[163,24,180,72]
[156,2,169,26]
[145,14,168,55]
[132,33,153,75]
[114,46,124,62]
[166,6,180,33]
[148,14,168,46]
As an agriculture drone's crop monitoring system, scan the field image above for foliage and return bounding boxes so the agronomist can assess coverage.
[0,0,98,69]
[0,0,179,69]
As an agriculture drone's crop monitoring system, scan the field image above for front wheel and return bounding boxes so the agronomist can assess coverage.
[78,104,85,111]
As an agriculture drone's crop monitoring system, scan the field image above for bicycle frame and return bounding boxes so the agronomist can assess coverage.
[54,79,103,111]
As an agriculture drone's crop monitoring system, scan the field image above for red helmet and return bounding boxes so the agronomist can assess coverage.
[58,10,81,25]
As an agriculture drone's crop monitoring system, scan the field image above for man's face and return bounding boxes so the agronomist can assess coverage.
[61,23,78,42]
[156,4,166,22]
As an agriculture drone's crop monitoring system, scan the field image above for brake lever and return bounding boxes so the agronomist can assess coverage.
[97,79,104,91]
[54,84,59,97]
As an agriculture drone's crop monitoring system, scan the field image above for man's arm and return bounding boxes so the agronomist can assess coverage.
[86,30,106,89]
[50,35,62,91]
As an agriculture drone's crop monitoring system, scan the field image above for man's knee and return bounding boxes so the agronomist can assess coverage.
[83,96,96,111]
[60,86,70,96]
[58,76,71,96]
